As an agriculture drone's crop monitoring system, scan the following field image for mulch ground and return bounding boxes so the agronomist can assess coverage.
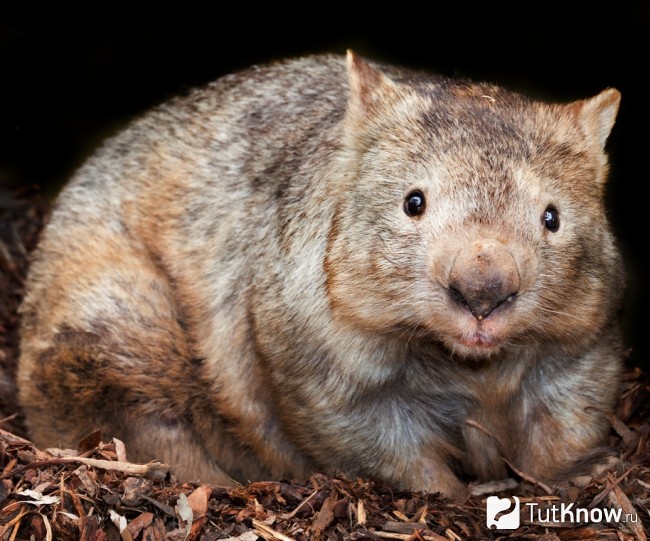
[1,187,649,540]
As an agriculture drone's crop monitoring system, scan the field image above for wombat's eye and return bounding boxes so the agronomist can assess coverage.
[542,205,560,232]
[404,190,426,217]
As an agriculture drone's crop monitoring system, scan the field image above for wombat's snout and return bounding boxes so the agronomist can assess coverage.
[448,240,520,320]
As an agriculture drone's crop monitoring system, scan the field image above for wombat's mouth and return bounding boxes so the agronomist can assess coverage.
[446,333,505,359]
[443,314,509,358]
[458,331,499,349]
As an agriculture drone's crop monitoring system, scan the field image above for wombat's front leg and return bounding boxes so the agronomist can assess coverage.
[520,405,617,485]
[399,449,468,496]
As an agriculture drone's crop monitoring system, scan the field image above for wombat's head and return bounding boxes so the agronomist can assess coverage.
[325,51,623,359]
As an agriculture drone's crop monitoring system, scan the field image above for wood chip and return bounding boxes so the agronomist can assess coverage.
[608,483,646,541]
[252,518,295,541]
[357,498,367,526]
[311,493,336,540]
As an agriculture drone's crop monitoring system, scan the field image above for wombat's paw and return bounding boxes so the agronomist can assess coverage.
[584,453,620,482]
[400,461,467,498]
[547,451,620,492]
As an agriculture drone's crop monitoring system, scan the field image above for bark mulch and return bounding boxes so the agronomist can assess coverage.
[1,187,649,540]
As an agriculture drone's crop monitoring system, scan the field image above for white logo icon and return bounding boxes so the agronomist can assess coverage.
[486,496,520,529]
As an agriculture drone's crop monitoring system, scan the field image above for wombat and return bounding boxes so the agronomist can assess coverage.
[17,51,625,496]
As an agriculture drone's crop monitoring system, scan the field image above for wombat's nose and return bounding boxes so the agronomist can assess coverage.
[448,240,520,320]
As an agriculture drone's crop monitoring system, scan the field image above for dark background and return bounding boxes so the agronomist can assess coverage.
[1,6,647,368]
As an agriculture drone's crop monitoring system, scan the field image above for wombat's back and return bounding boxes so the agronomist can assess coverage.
[17,54,353,480]
[19,53,350,361]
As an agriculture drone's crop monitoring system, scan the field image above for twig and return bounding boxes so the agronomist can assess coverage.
[252,519,295,541]
[469,478,519,496]
[374,532,447,541]
[0,426,33,445]
[465,418,553,494]
[464,419,507,456]
[501,458,553,495]
[588,468,636,509]
[279,488,320,520]
[0,414,19,426]
[1,456,169,480]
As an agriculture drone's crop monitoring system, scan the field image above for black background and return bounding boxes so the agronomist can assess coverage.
[1,5,647,368]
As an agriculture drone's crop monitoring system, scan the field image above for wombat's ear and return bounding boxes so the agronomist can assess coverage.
[574,88,621,149]
[345,50,399,134]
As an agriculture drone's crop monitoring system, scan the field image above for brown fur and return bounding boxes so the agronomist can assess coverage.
[17,51,625,495]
